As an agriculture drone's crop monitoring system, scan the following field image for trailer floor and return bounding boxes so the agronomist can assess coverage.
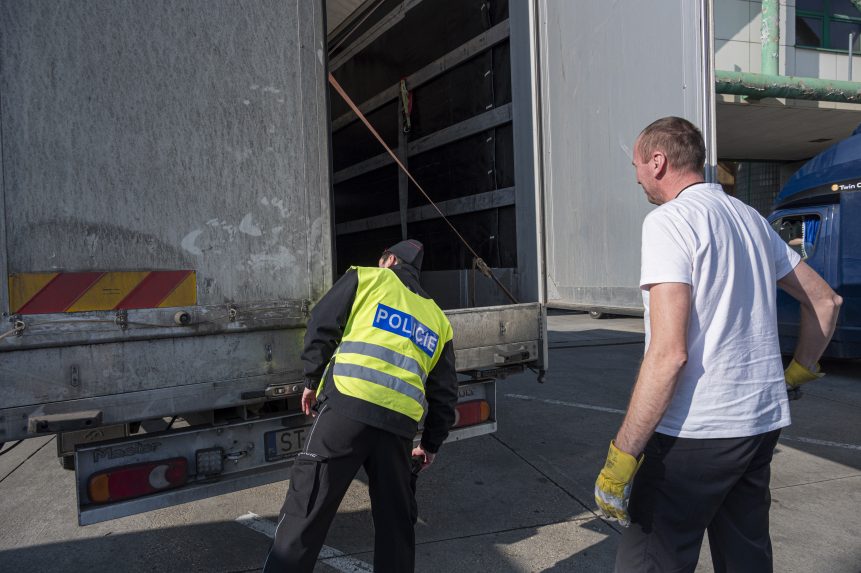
[1,312,859,572]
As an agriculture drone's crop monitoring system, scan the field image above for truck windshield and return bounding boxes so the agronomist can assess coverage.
[772,214,821,260]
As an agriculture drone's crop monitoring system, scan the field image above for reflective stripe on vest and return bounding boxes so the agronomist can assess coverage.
[338,341,427,382]
[332,363,427,409]
[330,266,453,422]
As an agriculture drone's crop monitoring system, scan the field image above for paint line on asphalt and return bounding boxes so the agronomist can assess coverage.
[506,394,861,452]
[0,436,55,485]
[237,512,276,537]
[236,512,374,572]
[780,435,861,451]
[505,394,626,415]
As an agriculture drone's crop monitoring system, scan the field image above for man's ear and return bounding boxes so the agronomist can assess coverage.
[653,151,668,177]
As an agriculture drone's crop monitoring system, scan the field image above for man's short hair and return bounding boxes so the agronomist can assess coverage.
[637,116,705,174]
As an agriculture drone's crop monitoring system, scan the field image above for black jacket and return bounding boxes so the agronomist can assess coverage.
[301,264,457,453]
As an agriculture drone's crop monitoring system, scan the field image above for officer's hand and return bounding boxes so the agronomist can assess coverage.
[785,358,824,400]
[410,446,435,472]
[594,441,644,527]
[301,388,318,416]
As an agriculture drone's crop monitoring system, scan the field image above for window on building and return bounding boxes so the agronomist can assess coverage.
[732,161,783,216]
[796,0,861,50]
[772,214,822,260]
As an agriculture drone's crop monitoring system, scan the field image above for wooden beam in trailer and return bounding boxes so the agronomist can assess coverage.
[331,20,511,131]
[333,102,512,184]
[336,187,515,235]
[329,0,425,72]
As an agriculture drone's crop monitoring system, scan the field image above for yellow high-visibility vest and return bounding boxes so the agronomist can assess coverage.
[322,266,453,422]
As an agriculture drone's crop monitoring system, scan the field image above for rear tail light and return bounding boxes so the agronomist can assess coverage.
[452,400,491,428]
[88,458,188,504]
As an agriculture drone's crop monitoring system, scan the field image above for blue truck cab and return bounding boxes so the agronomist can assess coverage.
[768,125,861,359]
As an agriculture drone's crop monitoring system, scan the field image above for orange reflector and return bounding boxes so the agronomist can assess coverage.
[89,473,110,503]
[87,458,188,504]
[452,400,492,428]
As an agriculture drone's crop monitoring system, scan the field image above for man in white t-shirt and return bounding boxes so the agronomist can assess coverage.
[593,117,842,573]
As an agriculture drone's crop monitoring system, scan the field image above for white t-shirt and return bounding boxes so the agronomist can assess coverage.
[640,183,801,438]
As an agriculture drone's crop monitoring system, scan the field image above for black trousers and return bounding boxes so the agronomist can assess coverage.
[616,429,781,573]
[263,404,418,573]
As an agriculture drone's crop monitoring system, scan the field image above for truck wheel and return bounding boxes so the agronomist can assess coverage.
[589,310,606,319]
[60,454,75,471]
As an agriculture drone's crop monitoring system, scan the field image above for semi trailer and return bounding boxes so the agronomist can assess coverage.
[0,0,714,525]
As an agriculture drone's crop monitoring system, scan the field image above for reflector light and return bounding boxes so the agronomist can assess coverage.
[87,457,188,504]
[452,400,491,428]
[195,448,224,476]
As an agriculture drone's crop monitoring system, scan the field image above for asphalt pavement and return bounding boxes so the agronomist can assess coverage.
[1,312,859,572]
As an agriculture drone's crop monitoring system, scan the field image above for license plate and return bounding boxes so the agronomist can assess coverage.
[264,426,311,462]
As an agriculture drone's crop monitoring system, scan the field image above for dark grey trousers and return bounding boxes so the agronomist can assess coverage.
[616,429,781,573]
[263,404,418,573]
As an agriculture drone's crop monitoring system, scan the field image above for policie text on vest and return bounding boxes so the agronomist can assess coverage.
[372,303,440,357]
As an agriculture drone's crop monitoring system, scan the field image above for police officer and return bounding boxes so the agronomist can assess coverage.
[263,239,458,573]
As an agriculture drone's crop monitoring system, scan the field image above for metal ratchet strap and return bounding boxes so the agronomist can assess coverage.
[399,79,412,133]
[328,72,518,304]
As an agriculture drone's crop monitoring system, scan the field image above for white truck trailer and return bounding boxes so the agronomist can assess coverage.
[0,0,713,525]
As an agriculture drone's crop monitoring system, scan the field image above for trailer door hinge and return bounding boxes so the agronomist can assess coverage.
[240,382,304,401]
[28,410,103,434]
[494,347,530,365]
[4,317,26,337]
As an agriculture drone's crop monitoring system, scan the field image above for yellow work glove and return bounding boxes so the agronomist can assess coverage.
[594,441,644,527]
[784,358,824,400]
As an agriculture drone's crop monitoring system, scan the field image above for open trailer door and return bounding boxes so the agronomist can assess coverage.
[534,0,717,314]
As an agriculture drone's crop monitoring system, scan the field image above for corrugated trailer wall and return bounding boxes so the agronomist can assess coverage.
[1,0,330,308]
[0,1,331,442]
[328,0,536,308]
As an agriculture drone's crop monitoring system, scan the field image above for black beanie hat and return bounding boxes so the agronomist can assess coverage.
[386,239,424,271]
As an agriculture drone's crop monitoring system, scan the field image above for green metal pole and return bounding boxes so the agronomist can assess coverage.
[715,70,861,103]
[718,0,861,104]
[761,0,779,76]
